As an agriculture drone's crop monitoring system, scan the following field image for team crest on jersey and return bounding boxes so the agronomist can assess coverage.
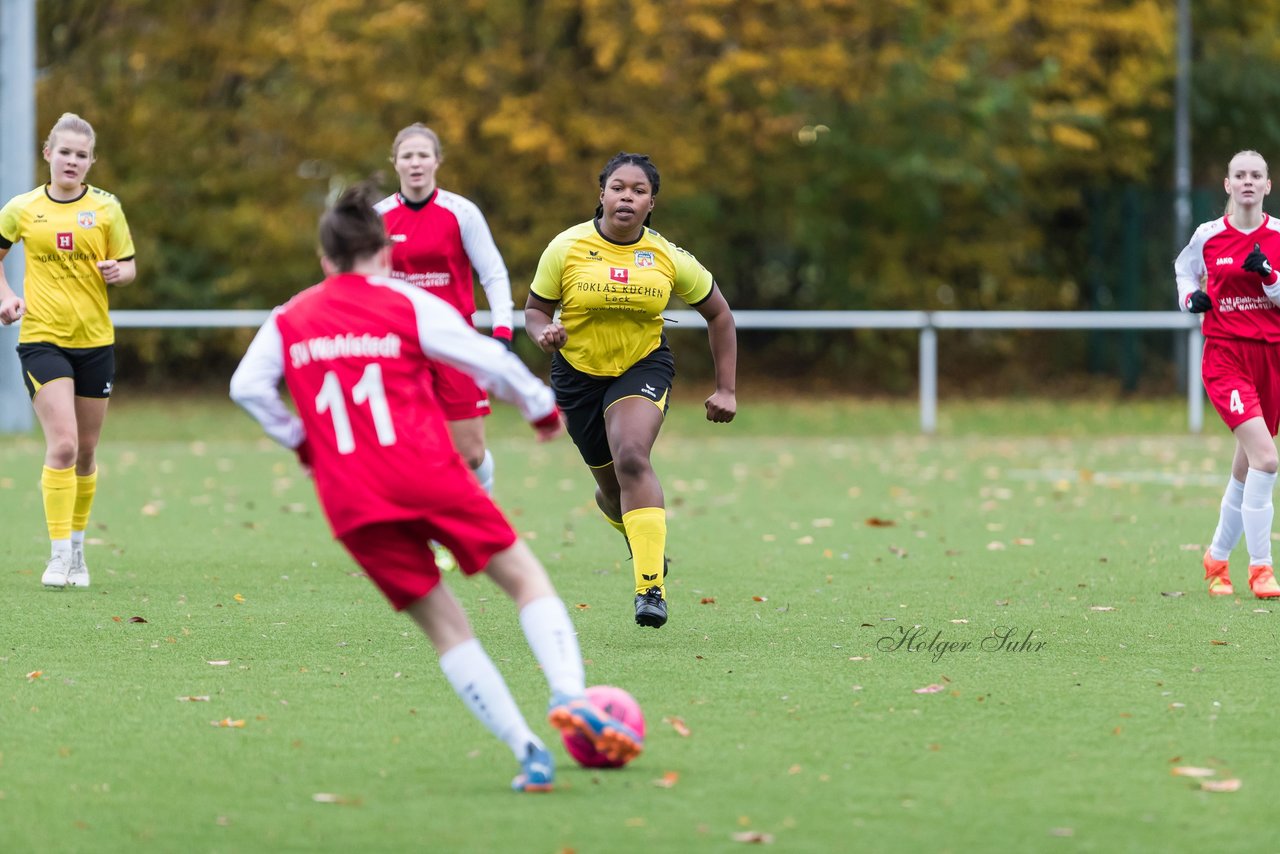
[634,250,655,268]
[610,267,629,283]
[77,211,95,229]
[56,232,73,251]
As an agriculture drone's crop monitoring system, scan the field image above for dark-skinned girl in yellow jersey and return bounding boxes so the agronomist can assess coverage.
[0,113,136,590]
[525,153,738,628]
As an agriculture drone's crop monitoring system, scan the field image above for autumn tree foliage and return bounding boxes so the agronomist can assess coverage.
[30,0,1273,384]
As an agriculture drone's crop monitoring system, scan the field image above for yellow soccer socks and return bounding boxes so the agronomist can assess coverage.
[72,468,98,552]
[73,469,98,535]
[42,465,76,542]
[622,507,666,596]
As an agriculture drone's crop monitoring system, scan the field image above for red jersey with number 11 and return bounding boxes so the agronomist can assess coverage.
[229,273,554,536]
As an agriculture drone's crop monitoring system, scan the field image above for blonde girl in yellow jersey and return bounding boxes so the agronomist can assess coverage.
[524,153,738,628]
[0,113,136,589]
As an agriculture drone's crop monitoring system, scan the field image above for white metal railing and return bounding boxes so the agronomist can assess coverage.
[110,309,1206,434]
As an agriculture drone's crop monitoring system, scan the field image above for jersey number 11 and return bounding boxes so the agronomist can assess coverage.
[315,364,397,454]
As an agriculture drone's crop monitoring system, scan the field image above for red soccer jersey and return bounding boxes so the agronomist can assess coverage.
[1175,215,1280,342]
[230,273,555,536]
[374,190,514,334]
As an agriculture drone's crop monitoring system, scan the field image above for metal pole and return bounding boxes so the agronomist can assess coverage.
[1188,326,1203,434]
[1174,0,1192,247]
[0,0,36,432]
[919,323,937,434]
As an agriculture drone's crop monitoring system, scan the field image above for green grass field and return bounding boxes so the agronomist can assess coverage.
[2,394,1275,852]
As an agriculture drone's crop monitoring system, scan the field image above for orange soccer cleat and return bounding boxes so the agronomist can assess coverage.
[1204,551,1234,596]
[1248,565,1280,599]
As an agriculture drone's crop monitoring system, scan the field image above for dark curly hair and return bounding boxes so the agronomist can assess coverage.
[595,152,661,227]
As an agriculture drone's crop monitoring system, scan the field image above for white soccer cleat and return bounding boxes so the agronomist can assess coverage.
[42,554,70,589]
[68,551,91,588]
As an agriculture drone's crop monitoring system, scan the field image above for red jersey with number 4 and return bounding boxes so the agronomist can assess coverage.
[1175,215,1280,342]
[229,273,554,536]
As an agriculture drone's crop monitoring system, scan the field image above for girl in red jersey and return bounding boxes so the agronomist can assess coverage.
[1175,149,1280,599]
[231,182,640,792]
[374,124,513,499]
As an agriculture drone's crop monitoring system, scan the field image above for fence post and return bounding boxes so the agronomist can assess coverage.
[1187,326,1203,434]
[920,318,937,434]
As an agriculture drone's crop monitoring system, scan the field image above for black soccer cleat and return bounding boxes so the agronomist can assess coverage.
[634,587,668,628]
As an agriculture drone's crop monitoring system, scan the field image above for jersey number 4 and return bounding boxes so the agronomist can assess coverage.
[315,365,397,454]
[1230,389,1245,415]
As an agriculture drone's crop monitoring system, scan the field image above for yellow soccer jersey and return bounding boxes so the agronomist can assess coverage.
[0,184,136,347]
[529,220,714,377]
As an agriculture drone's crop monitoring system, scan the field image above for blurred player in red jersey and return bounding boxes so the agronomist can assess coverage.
[231,182,641,792]
[375,124,513,499]
[1175,149,1280,599]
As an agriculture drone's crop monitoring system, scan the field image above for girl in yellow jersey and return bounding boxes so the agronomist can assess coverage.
[0,113,136,590]
[524,153,738,628]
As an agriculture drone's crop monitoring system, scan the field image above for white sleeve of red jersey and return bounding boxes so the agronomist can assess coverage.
[229,309,307,450]
[1174,221,1214,311]
[373,277,555,423]
[442,192,514,334]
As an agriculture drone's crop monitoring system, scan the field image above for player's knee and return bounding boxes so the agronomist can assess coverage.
[75,446,97,473]
[611,445,653,481]
[1254,453,1280,475]
[46,436,78,469]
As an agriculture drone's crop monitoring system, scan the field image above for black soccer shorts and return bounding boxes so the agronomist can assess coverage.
[551,343,675,468]
[17,342,115,399]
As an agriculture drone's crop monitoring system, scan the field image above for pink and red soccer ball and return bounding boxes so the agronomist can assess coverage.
[561,685,646,768]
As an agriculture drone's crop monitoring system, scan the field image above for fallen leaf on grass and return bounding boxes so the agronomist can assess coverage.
[731,832,775,843]
[1161,591,1185,598]
[913,684,946,694]
[752,596,768,602]
[700,597,717,605]
[207,660,231,666]
[1090,606,1116,612]
[210,718,244,728]
[233,594,246,604]
[652,771,679,788]
[865,517,895,527]
[1210,640,1230,646]
[1200,779,1242,792]
[312,792,362,805]
[1171,766,1215,778]
[986,541,1006,551]
[26,670,42,682]
[128,616,147,623]
[176,695,210,702]
[574,603,590,610]
[664,716,691,737]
